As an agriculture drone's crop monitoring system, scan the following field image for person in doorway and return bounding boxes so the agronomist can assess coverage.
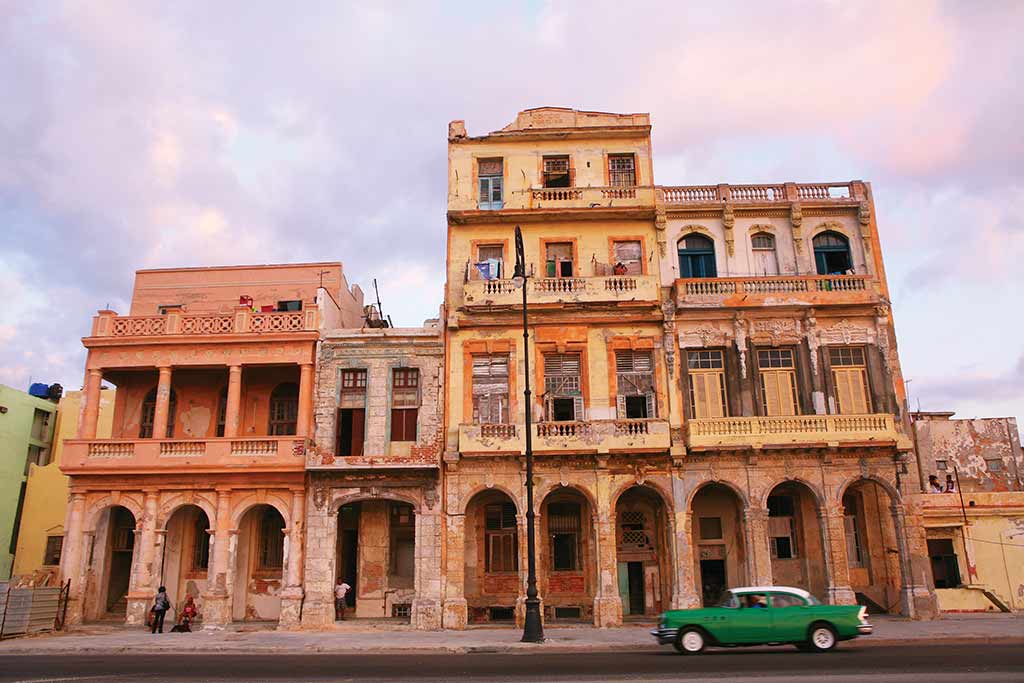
[945,474,957,493]
[928,474,945,493]
[179,595,198,631]
[151,586,171,634]
[335,578,352,621]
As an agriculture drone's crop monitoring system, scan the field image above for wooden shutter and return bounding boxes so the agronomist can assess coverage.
[761,371,797,416]
[833,368,870,414]
[616,394,627,419]
[690,371,726,419]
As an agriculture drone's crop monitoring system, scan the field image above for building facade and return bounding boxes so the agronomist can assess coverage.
[58,263,364,628]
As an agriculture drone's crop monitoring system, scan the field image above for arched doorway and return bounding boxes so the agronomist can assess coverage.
[161,505,210,620]
[690,483,746,606]
[766,482,826,598]
[89,505,136,621]
[841,479,903,614]
[464,490,519,625]
[232,504,285,623]
[677,234,717,278]
[615,486,671,618]
[813,231,852,275]
[540,488,593,623]
[335,500,416,621]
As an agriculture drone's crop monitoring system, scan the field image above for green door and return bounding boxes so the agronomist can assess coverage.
[617,562,630,615]
[729,592,774,644]
[768,592,811,641]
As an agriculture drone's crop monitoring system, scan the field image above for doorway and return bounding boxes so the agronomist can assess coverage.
[338,504,360,611]
[700,559,726,606]
[336,409,365,457]
[106,507,136,614]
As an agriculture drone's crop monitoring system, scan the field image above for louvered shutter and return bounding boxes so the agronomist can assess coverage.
[616,394,627,419]
[691,371,724,418]
[645,392,656,419]
[573,395,584,421]
[762,371,797,416]
[833,368,870,414]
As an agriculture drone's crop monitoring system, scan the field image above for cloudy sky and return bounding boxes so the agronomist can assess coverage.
[1,1,1021,423]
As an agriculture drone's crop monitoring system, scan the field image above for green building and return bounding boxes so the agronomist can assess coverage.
[0,385,58,579]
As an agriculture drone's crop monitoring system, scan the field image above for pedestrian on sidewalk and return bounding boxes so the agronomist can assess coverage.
[151,586,171,634]
[335,578,352,621]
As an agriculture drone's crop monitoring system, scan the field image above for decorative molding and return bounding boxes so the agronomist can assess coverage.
[723,204,735,256]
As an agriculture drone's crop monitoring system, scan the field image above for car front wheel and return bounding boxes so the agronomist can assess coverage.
[806,623,837,652]
[674,627,706,655]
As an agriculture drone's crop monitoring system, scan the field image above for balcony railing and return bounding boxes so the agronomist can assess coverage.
[458,419,671,455]
[61,436,308,473]
[674,275,876,308]
[661,182,860,205]
[687,414,910,450]
[90,306,319,339]
[463,274,659,308]
[502,185,657,210]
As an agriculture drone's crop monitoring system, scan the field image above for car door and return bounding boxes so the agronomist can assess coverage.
[729,592,774,644]
[768,592,810,641]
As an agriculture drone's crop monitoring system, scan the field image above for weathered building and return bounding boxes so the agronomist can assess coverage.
[303,321,445,630]
[58,263,363,628]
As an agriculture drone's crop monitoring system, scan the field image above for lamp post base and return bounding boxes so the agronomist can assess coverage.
[521,598,545,643]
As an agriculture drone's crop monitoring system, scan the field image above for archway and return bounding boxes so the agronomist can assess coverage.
[841,479,903,614]
[540,487,594,623]
[677,234,717,278]
[464,489,519,625]
[89,505,137,621]
[335,500,416,621]
[615,486,671,618]
[161,505,210,620]
[813,231,852,275]
[232,504,285,622]
[690,483,746,606]
[766,482,826,598]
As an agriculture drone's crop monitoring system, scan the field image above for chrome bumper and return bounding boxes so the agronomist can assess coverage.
[651,627,678,645]
[857,623,873,635]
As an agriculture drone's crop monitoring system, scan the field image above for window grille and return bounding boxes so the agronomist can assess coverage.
[608,154,636,187]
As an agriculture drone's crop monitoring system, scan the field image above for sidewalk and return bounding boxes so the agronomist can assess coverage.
[1,614,1022,655]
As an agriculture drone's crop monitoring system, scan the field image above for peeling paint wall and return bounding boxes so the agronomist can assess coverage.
[914,414,1024,493]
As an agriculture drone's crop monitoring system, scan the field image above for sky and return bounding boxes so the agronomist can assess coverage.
[1,1,1022,424]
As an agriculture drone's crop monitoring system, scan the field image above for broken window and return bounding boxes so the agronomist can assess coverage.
[612,240,643,275]
[615,350,655,419]
[608,153,636,187]
[542,155,572,188]
[472,355,510,424]
[688,350,727,419]
[758,349,799,417]
[768,495,797,559]
[842,493,864,568]
[268,383,299,436]
[478,158,504,210]
[829,346,871,415]
[43,535,63,566]
[543,353,583,422]
[485,502,518,572]
[337,369,367,456]
[139,387,177,438]
[257,507,285,570]
[548,502,581,571]
[545,242,574,278]
[390,368,420,442]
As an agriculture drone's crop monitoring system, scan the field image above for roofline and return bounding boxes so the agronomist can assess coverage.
[136,261,343,275]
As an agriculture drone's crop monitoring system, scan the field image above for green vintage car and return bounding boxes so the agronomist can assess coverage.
[651,586,872,654]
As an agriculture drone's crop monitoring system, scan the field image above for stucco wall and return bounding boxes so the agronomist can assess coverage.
[914,415,1023,493]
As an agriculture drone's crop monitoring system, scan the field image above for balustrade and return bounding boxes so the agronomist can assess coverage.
[62,436,306,473]
[687,413,905,449]
[676,275,873,307]
[91,307,317,339]
[661,182,857,204]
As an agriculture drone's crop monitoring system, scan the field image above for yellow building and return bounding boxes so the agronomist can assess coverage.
[12,389,114,580]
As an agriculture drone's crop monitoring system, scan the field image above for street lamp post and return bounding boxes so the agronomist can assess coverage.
[512,224,544,643]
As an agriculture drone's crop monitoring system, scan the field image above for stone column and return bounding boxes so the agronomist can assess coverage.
[60,492,88,624]
[671,474,699,608]
[202,489,233,628]
[411,499,443,630]
[743,506,773,586]
[279,489,305,629]
[224,365,243,438]
[892,502,939,619]
[126,490,159,625]
[296,363,314,438]
[592,475,622,627]
[300,483,334,629]
[152,366,173,439]
[820,504,856,605]
[441,512,468,629]
[79,369,104,439]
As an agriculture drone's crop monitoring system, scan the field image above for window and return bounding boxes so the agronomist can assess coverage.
[485,503,518,572]
[543,353,583,422]
[390,368,420,442]
[615,350,655,419]
[542,155,572,188]
[548,502,581,571]
[751,232,779,276]
[192,514,210,571]
[30,408,51,441]
[473,355,510,424]
[768,495,797,559]
[620,510,650,547]
[390,504,415,580]
[43,535,63,566]
[813,231,852,275]
[612,240,643,275]
[545,242,575,278]
[215,386,228,437]
[771,593,806,608]
[139,387,177,438]
[843,493,864,568]
[25,445,50,472]
[608,153,636,187]
[478,158,504,210]
[936,460,948,471]
[268,383,299,436]
[337,369,367,456]
[276,300,302,312]
[257,507,285,570]
[474,244,505,280]
[688,350,727,419]
[758,349,799,416]
[341,369,368,400]
[986,458,1004,472]
[829,347,871,415]
[677,234,717,278]
[927,538,961,588]
[699,517,723,540]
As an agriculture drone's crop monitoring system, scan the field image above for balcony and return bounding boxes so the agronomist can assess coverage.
[458,419,671,456]
[674,275,876,309]
[463,274,660,309]
[686,414,911,451]
[661,182,863,206]
[503,185,657,210]
[61,436,308,474]
[89,306,319,340]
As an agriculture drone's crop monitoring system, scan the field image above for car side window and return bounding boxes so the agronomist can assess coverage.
[770,593,807,608]
[741,593,768,608]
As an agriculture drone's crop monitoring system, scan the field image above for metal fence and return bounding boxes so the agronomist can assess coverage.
[0,580,69,639]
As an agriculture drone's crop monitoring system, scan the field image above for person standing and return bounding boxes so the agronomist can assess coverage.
[334,578,352,621]
[151,586,171,634]
[945,474,957,493]
[928,475,944,493]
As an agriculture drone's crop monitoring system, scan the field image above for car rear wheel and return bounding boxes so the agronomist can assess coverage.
[806,623,837,652]
[674,627,706,655]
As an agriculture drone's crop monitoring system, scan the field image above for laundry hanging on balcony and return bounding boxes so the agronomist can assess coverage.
[474,259,502,281]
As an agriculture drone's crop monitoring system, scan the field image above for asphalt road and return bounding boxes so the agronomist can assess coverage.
[0,643,1022,682]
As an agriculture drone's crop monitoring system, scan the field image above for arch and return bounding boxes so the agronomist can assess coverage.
[834,474,901,507]
[677,233,717,278]
[230,493,292,530]
[763,479,828,597]
[332,491,422,516]
[269,382,300,435]
[84,495,145,532]
[812,229,853,275]
[610,479,674,513]
[688,480,748,606]
[757,476,825,509]
[140,386,178,438]
[685,478,750,511]
[536,481,598,514]
[157,493,217,531]
[160,504,212,606]
[232,503,286,623]
[458,484,523,515]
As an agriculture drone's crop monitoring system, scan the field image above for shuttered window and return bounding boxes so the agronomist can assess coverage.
[542,155,572,188]
[758,349,798,416]
[608,153,636,187]
[485,503,518,573]
[616,350,655,419]
[472,355,510,424]
[478,158,504,210]
[829,347,871,415]
[688,350,727,419]
[391,368,420,442]
[544,353,583,421]
[612,240,643,275]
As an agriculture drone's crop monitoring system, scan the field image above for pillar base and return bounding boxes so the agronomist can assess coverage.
[441,598,467,630]
[300,597,334,629]
[593,595,623,628]
[826,585,857,606]
[411,598,442,630]
[200,592,231,629]
[126,596,149,626]
[901,585,939,620]
[515,596,544,629]
[278,588,305,630]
